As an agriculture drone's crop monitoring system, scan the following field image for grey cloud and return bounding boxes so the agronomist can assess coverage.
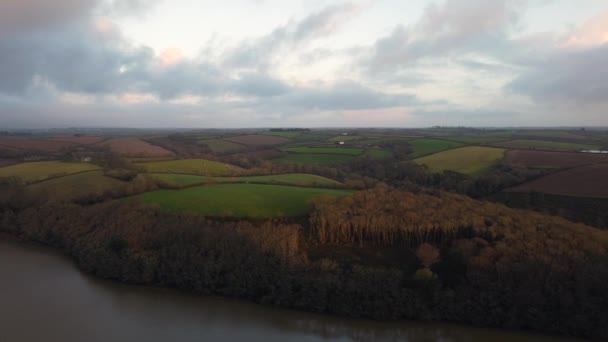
[0,0,98,34]
[508,45,608,104]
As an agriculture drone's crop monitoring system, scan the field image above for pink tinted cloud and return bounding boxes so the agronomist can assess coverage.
[158,48,184,65]
[563,11,608,48]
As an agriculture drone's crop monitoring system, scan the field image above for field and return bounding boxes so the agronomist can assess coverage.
[198,139,245,153]
[138,159,240,176]
[491,139,600,152]
[0,139,75,152]
[225,135,290,145]
[133,183,351,217]
[98,138,175,157]
[507,163,608,198]
[25,171,127,202]
[281,147,363,156]
[0,161,99,183]
[408,139,464,158]
[262,131,302,138]
[0,159,19,168]
[328,135,364,142]
[275,153,354,165]
[415,147,506,174]
[154,173,343,187]
[364,149,393,159]
[439,136,510,145]
[46,136,105,145]
[504,150,608,169]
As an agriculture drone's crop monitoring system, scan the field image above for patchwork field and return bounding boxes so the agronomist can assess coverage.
[364,149,393,159]
[281,147,363,156]
[275,153,354,165]
[491,139,600,152]
[507,163,608,198]
[133,183,351,217]
[0,139,75,152]
[408,139,464,158]
[98,138,175,157]
[505,150,608,169]
[138,159,240,176]
[262,131,302,138]
[439,136,510,145]
[154,173,343,187]
[46,136,105,145]
[415,146,506,175]
[198,139,245,153]
[25,171,127,202]
[328,135,364,142]
[225,135,290,146]
[0,161,99,183]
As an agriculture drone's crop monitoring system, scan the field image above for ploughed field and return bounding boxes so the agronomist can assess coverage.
[97,138,175,157]
[133,183,351,218]
[490,139,600,152]
[504,150,608,169]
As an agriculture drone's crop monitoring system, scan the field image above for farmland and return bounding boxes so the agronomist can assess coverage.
[439,136,510,145]
[275,153,354,165]
[408,138,464,158]
[198,139,245,153]
[490,139,600,152]
[25,171,127,202]
[133,183,351,217]
[262,131,302,138]
[415,146,506,174]
[281,147,363,156]
[154,173,343,187]
[97,138,175,157]
[46,136,105,145]
[504,150,608,169]
[0,138,75,152]
[225,135,290,146]
[0,161,99,183]
[507,163,608,198]
[138,159,240,176]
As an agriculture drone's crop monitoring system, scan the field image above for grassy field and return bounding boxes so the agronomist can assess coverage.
[25,171,127,202]
[138,159,240,176]
[328,135,364,142]
[133,183,351,217]
[415,146,506,175]
[198,139,245,153]
[0,161,99,183]
[408,138,464,158]
[281,147,363,155]
[439,136,510,145]
[364,149,393,159]
[275,153,354,165]
[154,173,343,187]
[262,131,302,138]
[491,139,600,151]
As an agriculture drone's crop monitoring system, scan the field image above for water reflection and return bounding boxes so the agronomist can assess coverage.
[0,239,575,342]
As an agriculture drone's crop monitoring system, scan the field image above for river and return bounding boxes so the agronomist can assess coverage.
[0,239,576,342]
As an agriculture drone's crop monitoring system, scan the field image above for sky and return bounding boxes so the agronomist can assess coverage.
[0,0,607,128]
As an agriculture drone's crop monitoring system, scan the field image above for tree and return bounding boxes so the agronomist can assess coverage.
[416,243,440,268]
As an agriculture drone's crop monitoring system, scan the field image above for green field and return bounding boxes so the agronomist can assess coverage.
[262,131,301,138]
[154,173,343,187]
[415,146,506,175]
[409,139,464,158]
[0,161,99,183]
[275,153,354,165]
[25,171,127,201]
[198,139,245,153]
[492,139,600,151]
[138,159,239,176]
[328,135,363,142]
[439,136,510,145]
[364,149,393,159]
[133,183,351,217]
[281,147,363,155]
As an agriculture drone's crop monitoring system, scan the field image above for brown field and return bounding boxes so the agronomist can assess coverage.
[0,159,19,168]
[97,138,175,157]
[225,135,290,146]
[46,136,105,145]
[505,150,608,169]
[0,138,75,152]
[507,163,608,198]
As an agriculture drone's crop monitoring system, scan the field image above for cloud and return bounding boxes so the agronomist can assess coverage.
[0,0,98,34]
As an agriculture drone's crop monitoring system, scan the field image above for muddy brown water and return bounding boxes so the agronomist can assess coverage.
[0,239,577,342]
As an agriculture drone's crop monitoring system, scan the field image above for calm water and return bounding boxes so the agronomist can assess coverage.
[0,239,576,342]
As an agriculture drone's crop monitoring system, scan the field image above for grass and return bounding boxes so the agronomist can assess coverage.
[275,153,354,165]
[198,139,245,153]
[364,149,393,159]
[492,139,600,151]
[133,183,352,217]
[281,147,363,155]
[262,131,301,138]
[415,146,506,175]
[154,173,343,187]
[25,171,126,201]
[0,161,99,183]
[408,138,464,158]
[439,136,510,145]
[137,159,239,176]
[328,135,364,142]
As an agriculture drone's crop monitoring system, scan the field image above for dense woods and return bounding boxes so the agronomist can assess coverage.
[1,182,607,339]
